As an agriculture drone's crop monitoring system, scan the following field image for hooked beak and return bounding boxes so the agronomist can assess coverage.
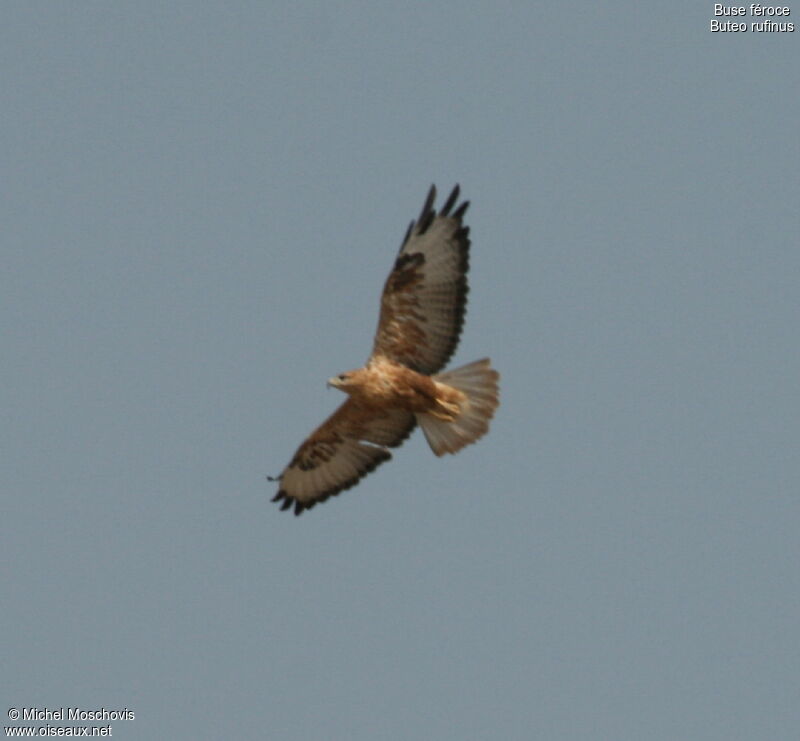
[326,377,340,390]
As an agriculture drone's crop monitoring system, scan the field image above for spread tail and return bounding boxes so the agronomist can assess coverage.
[417,358,500,456]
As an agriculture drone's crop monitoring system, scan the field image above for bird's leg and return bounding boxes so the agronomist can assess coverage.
[429,399,460,421]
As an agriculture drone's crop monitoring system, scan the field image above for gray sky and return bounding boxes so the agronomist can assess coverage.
[3,3,799,739]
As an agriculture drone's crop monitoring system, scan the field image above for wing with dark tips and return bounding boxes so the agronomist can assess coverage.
[370,185,470,374]
[271,400,415,515]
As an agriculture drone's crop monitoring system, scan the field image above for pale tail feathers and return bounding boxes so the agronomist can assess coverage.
[417,358,500,456]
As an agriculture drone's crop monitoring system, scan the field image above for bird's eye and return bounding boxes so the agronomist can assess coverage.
[338,374,348,381]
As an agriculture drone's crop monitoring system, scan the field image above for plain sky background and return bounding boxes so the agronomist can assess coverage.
[3,3,799,739]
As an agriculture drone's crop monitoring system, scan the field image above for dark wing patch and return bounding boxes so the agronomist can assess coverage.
[271,400,416,515]
[370,185,470,374]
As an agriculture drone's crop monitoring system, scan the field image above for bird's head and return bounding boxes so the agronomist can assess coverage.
[327,370,358,392]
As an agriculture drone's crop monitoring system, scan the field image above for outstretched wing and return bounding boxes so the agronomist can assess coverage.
[370,185,470,374]
[271,400,416,515]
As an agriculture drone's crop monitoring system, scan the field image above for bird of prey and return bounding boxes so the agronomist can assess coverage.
[270,185,499,515]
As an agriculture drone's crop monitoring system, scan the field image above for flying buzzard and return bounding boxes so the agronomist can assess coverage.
[270,185,499,514]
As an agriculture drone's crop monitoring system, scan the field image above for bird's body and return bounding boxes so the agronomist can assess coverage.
[330,358,464,417]
[271,185,499,514]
